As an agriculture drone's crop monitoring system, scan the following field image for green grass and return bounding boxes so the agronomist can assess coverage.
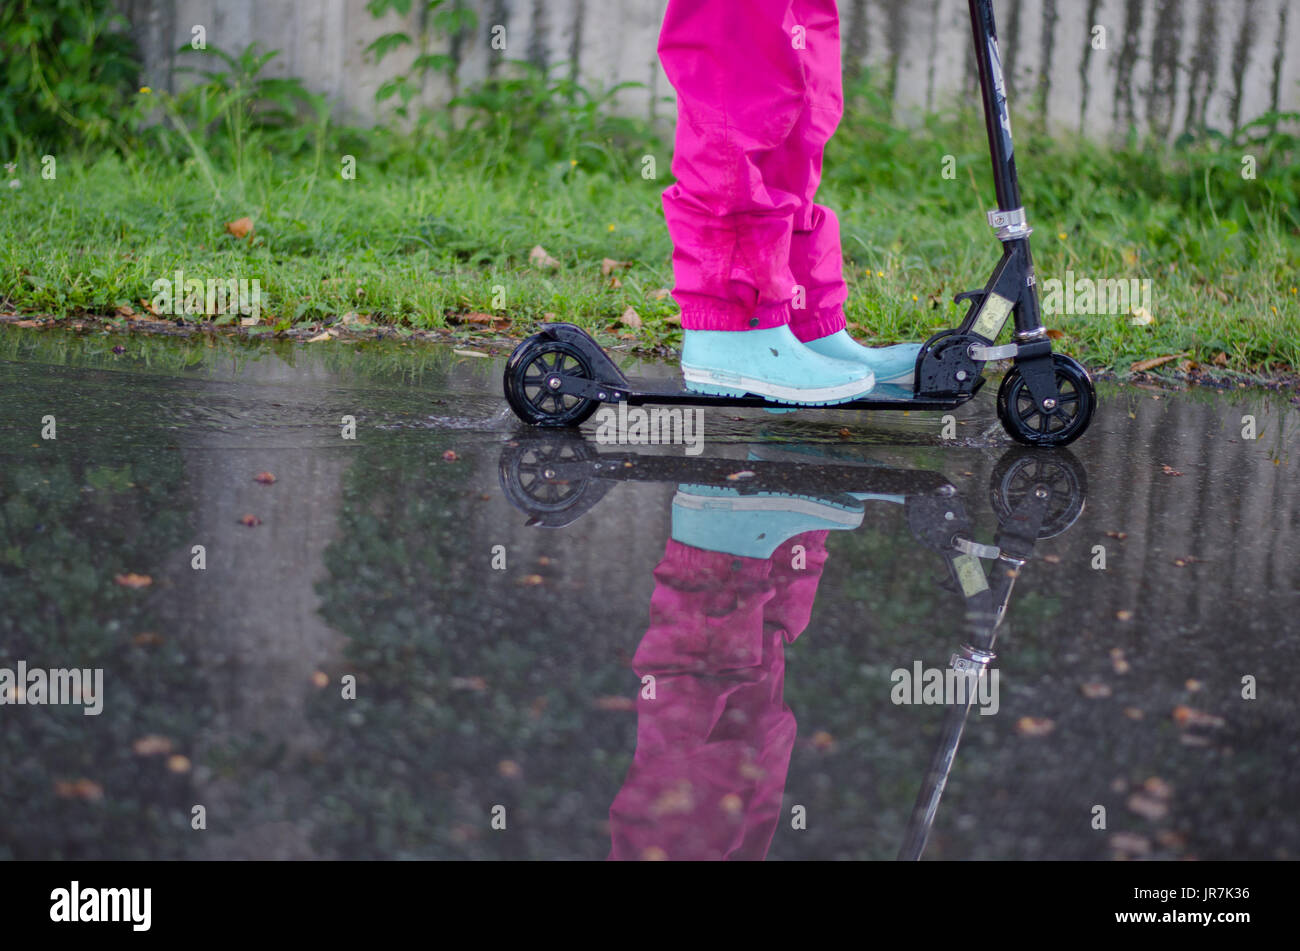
[1,100,1297,379]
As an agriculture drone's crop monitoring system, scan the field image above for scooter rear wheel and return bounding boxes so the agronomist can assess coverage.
[504,335,601,427]
[996,354,1095,447]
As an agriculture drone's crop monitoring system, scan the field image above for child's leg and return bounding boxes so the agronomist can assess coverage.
[768,0,850,345]
[658,0,806,334]
[658,0,874,405]
[776,0,923,385]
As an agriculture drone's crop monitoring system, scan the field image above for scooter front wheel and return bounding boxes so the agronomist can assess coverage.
[503,335,601,427]
[996,354,1096,447]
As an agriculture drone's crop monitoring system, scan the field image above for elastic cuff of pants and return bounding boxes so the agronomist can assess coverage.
[679,299,792,333]
[788,304,848,343]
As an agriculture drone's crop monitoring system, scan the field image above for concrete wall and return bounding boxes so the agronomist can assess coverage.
[117,0,1300,142]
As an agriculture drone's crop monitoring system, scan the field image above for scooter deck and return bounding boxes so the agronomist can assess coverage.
[615,377,983,412]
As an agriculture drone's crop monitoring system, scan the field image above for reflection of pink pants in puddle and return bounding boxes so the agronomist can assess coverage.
[608,532,829,860]
[658,0,849,341]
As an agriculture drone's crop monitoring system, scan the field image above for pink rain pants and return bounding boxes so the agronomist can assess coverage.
[659,0,848,342]
[608,532,830,860]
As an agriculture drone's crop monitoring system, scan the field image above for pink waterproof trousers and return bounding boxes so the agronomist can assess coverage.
[608,532,829,860]
[659,0,848,341]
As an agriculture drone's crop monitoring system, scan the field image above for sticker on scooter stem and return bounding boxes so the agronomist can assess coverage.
[988,36,1014,159]
[971,292,1014,341]
[952,553,990,596]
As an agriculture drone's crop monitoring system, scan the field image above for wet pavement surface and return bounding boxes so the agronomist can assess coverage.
[1,328,1297,860]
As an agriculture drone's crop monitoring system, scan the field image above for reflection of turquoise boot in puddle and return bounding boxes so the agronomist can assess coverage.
[671,484,864,559]
[804,330,922,386]
[682,325,875,407]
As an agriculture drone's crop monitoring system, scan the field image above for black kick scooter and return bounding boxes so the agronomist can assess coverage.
[502,0,1097,448]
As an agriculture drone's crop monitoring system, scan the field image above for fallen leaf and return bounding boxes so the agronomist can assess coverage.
[240,316,259,327]
[254,471,276,484]
[1213,352,1228,367]
[1116,609,1134,621]
[442,450,458,461]
[453,348,489,358]
[1110,832,1152,856]
[593,696,636,711]
[132,631,164,646]
[519,574,544,586]
[1130,354,1184,372]
[1080,682,1112,698]
[1105,531,1128,540]
[1111,648,1131,674]
[239,514,262,527]
[1184,679,1203,692]
[1127,792,1168,820]
[311,671,329,688]
[811,730,835,751]
[114,573,153,589]
[619,306,642,329]
[54,778,104,801]
[1016,716,1055,737]
[450,676,488,692]
[663,314,682,326]
[132,735,173,756]
[1129,306,1155,326]
[529,245,560,269]
[166,755,192,774]
[1123,706,1144,720]
[720,793,744,816]
[1155,829,1187,849]
[464,312,495,324]
[1143,777,1174,800]
[1045,328,1065,340]
[225,217,254,239]
[1043,554,1061,564]
[649,287,672,300]
[115,304,135,319]
[608,276,622,289]
[498,760,523,778]
[307,330,334,343]
[601,258,631,276]
[1172,705,1224,728]
[1161,465,1184,476]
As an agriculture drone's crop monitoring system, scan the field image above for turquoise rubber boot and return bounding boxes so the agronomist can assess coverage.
[682,325,875,406]
[671,484,864,559]
[802,330,922,386]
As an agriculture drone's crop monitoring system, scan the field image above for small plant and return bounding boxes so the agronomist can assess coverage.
[449,61,653,175]
[0,0,142,157]
[365,0,478,121]
[169,43,329,156]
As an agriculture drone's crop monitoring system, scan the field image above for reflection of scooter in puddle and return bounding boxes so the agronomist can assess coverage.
[498,436,1087,859]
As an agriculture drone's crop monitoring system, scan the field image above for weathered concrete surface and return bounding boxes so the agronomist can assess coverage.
[117,0,1300,142]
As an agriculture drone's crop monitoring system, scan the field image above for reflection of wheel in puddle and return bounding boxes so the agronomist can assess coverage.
[498,437,607,525]
[989,448,1087,539]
